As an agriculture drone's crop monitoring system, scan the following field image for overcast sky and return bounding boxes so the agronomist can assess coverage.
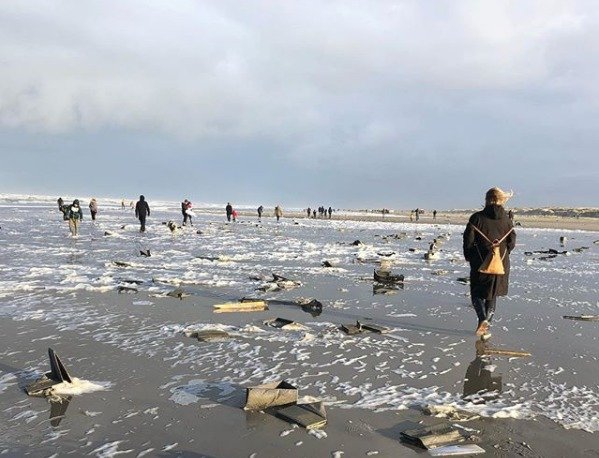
[1,0,598,209]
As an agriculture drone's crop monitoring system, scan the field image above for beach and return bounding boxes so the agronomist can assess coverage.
[0,197,598,457]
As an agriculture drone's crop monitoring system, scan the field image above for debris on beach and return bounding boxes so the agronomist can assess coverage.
[563,315,599,321]
[477,345,531,358]
[424,251,439,260]
[117,285,138,294]
[139,249,151,257]
[350,240,363,246]
[26,348,73,397]
[428,444,485,456]
[255,273,302,292]
[185,329,231,342]
[166,288,189,300]
[244,380,298,411]
[340,321,391,335]
[400,423,468,450]
[113,261,132,268]
[264,317,308,331]
[456,277,470,285]
[373,284,403,295]
[424,404,480,422]
[373,269,404,284]
[275,401,327,429]
[341,321,362,335]
[432,270,450,276]
[214,300,268,313]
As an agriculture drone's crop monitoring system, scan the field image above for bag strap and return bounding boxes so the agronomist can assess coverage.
[469,223,513,247]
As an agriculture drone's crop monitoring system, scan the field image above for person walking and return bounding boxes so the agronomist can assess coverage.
[257,205,263,221]
[226,203,233,222]
[57,197,64,212]
[415,208,420,221]
[66,199,83,236]
[274,205,283,222]
[135,195,151,232]
[232,209,238,222]
[307,207,311,218]
[463,187,516,337]
[328,207,332,219]
[433,210,437,221]
[89,198,98,221]
[181,199,189,225]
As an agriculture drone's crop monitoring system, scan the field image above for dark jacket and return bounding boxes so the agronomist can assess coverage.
[135,196,150,219]
[67,202,83,220]
[463,205,516,299]
[226,204,233,215]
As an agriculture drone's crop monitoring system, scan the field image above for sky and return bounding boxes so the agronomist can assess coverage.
[0,0,598,209]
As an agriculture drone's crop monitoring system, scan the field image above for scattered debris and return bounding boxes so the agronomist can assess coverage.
[374,269,404,284]
[341,322,362,335]
[296,298,323,317]
[214,301,268,313]
[244,381,298,411]
[275,402,327,429]
[340,321,390,335]
[373,284,403,295]
[264,318,308,331]
[428,444,485,456]
[322,260,334,268]
[563,315,599,321]
[26,348,73,397]
[424,251,439,260]
[255,273,302,292]
[117,285,138,294]
[432,270,450,276]
[360,323,391,334]
[185,329,231,342]
[139,249,151,257]
[424,404,480,422]
[400,423,467,449]
[478,345,531,358]
[351,240,363,246]
[456,277,470,285]
[166,288,189,300]
[104,231,115,236]
[113,261,132,268]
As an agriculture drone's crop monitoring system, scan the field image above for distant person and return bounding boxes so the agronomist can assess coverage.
[433,210,437,221]
[274,205,283,222]
[415,208,420,221]
[328,207,332,219]
[57,197,64,212]
[307,207,311,218]
[463,187,516,338]
[257,205,263,220]
[508,209,514,221]
[121,199,126,210]
[66,199,83,236]
[135,195,151,232]
[232,209,238,222]
[312,209,316,218]
[409,210,414,222]
[226,202,233,222]
[184,200,194,226]
[89,198,98,221]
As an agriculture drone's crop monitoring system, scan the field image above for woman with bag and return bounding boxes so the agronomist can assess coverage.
[463,188,516,337]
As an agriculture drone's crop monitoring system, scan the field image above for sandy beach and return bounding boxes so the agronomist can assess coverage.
[1,198,598,457]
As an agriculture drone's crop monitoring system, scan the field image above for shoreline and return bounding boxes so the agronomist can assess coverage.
[224,210,599,232]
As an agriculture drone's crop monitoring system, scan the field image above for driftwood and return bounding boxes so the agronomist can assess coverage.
[563,315,599,322]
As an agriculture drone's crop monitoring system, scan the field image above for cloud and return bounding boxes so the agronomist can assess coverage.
[0,0,598,206]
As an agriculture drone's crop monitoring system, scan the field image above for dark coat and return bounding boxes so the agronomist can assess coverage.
[463,205,516,300]
[226,204,233,216]
[135,198,150,219]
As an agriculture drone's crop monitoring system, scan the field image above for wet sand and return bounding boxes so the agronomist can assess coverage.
[0,202,598,457]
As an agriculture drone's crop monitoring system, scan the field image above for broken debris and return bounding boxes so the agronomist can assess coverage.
[214,301,268,313]
[400,423,467,449]
[244,380,298,411]
[263,318,308,331]
[563,315,599,321]
[275,401,327,429]
[26,348,73,397]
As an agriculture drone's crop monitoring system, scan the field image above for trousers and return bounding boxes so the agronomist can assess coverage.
[472,297,497,324]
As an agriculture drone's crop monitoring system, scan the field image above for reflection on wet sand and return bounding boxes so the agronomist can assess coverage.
[463,342,502,402]
[49,396,72,427]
